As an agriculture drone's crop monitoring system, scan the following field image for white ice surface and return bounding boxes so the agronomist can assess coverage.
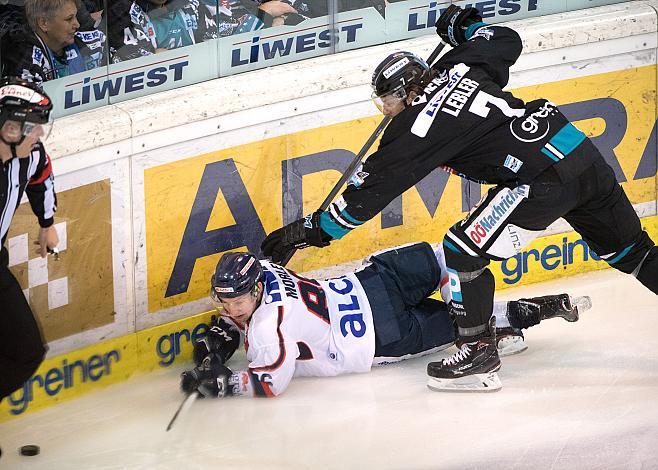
[1,269,657,470]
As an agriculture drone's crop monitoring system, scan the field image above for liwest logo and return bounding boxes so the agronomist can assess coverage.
[231,24,363,67]
[500,237,601,284]
[408,1,541,32]
[64,60,189,109]
[6,350,121,415]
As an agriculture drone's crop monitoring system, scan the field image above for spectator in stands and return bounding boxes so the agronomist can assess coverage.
[107,0,262,63]
[257,0,302,26]
[76,0,104,31]
[1,2,26,76]
[1,0,106,85]
[340,0,385,17]
[257,0,386,26]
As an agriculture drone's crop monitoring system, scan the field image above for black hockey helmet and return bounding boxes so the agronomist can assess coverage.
[210,252,263,301]
[371,51,430,98]
[0,77,53,144]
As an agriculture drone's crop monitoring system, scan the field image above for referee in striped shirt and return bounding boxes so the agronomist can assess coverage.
[0,77,58,399]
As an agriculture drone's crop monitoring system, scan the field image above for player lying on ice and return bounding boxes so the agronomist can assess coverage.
[180,242,591,397]
[259,5,657,393]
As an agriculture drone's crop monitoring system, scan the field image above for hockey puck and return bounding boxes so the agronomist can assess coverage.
[19,445,40,456]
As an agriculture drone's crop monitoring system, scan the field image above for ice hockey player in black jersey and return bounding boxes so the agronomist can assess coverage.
[261,6,657,392]
[0,77,59,399]
[180,242,589,397]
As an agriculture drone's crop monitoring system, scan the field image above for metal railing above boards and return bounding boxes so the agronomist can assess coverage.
[0,0,635,119]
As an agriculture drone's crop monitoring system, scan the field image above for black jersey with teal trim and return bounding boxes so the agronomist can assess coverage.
[323,25,597,237]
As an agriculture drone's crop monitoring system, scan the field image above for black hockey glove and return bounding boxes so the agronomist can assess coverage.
[435,5,482,47]
[193,316,241,366]
[261,210,332,264]
[180,354,237,398]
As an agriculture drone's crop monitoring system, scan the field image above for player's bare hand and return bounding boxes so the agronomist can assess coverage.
[35,225,59,258]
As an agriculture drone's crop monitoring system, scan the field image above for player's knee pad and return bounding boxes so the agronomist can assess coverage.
[442,235,495,333]
[442,230,490,302]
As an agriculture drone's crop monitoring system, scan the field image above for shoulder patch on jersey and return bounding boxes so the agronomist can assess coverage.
[503,154,523,173]
[348,164,369,188]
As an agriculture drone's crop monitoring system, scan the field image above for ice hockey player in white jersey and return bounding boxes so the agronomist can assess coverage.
[180,242,590,397]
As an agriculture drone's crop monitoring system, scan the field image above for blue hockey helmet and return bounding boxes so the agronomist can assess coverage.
[211,252,263,300]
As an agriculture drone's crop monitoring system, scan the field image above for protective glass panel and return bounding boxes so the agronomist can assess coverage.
[217,0,332,76]
[1,0,638,118]
[1,0,110,118]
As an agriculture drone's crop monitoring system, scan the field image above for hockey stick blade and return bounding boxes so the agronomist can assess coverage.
[166,391,198,432]
[279,41,446,267]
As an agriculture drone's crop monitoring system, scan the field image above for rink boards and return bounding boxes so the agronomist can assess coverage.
[2,2,658,421]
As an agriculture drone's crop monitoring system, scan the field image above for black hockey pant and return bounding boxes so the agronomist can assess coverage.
[443,155,657,341]
[0,247,46,399]
[355,242,456,363]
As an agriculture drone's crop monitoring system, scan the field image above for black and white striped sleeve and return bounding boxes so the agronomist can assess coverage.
[26,143,57,228]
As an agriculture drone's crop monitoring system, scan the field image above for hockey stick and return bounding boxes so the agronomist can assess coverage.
[166,391,198,432]
[279,41,447,267]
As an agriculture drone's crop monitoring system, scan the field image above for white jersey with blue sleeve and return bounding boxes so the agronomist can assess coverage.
[230,260,375,397]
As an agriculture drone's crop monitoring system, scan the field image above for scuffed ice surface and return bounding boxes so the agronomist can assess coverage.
[1,269,657,469]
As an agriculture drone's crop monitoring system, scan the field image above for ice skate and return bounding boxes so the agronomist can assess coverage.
[495,295,591,356]
[534,294,591,322]
[427,334,502,392]
[495,327,527,357]
[456,327,526,357]
[507,294,592,330]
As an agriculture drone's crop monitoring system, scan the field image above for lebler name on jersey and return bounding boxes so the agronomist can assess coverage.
[442,77,480,117]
